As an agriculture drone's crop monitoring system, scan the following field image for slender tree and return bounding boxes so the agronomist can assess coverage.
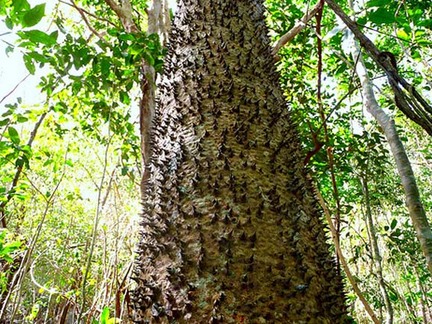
[131,0,348,322]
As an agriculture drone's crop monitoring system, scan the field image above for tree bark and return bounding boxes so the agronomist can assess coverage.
[131,0,348,322]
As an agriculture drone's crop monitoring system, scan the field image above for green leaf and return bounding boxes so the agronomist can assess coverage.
[16,116,28,123]
[119,91,130,104]
[28,51,50,64]
[53,102,68,113]
[0,254,13,263]
[3,240,22,253]
[142,50,155,66]
[118,33,135,41]
[72,81,82,95]
[129,44,143,56]
[18,30,57,46]
[7,127,20,145]
[23,3,45,27]
[100,57,111,77]
[369,8,395,24]
[12,0,30,13]
[366,0,388,7]
[418,19,432,29]
[16,155,29,168]
[100,306,110,324]
[396,29,410,41]
[121,166,128,176]
[23,54,36,74]
[5,17,13,29]
[0,118,10,127]
[0,0,6,15]
[390,219,397,230]
[107,28,119,36]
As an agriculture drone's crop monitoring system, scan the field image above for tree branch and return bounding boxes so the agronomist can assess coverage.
[351,38,432,276]
[316,190,381,324]
[0,74,31,105]
[104,0,139,32]
[59,0,116,28]
[0,112,48,228]
[272,1,323,56]
[67,0,107,42]
[324,0,432,135]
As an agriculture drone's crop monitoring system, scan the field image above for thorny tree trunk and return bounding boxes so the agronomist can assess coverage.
[131,0,348,322]
[140,0,171,198]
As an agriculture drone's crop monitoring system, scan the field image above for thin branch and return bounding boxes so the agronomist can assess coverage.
[77,109,113,322]
[316,190,381,324]
[104,0,124,16]
[0,112,48,228]
[68,0,108,42]
[272,1,323,56]
[0,74,31,105]
[59,0,117,28]
[0,151,67,321]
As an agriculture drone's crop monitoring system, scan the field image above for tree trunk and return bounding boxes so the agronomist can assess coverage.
[131,0,347,322]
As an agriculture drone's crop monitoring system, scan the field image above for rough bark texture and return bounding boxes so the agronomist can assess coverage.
[131,0,347,322]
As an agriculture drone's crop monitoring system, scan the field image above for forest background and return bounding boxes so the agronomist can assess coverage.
[0,0,431,323]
